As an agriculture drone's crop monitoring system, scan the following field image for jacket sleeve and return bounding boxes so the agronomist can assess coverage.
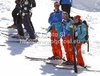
[48,13,58,24]
[78,24,87,40]
[66,22,72,31]
[48,13,52,24]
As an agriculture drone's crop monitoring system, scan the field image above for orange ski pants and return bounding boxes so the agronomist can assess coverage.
[63,36,71,60]
[51,28,62,57]
[69,41,85,67]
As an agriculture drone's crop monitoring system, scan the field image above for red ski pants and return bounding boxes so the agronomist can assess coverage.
[69,41,85,67]
[63,36,71,60]
[51,28,62,57]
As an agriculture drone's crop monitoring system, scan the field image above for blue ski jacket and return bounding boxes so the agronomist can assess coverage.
[61,18,72,37]
[48,9,62,24]
[47,9,62,38]
[60,0,73,6]
[66,21,87,41]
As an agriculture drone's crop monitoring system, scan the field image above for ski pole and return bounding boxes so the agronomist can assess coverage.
[69,25,78,73]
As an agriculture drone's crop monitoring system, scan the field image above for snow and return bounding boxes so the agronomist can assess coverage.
[73,0,100,12]
[0,0,100,76]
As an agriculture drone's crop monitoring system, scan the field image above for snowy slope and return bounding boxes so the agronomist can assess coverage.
[0,0,100,76]
[73,0,100,12]
[50,0,100,12]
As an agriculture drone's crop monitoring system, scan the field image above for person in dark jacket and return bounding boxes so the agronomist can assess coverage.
[60,0,73,18]
[13,0,37,42]
[8,0,36,33]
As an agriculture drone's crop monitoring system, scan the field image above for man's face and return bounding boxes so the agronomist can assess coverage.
[62,13,68,19]
[54,5,59,10]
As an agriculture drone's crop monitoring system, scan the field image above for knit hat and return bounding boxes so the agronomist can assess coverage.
[54,1,60,6]
[74,15,81,20]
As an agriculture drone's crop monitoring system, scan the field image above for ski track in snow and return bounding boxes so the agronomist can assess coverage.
[0,0,100,76]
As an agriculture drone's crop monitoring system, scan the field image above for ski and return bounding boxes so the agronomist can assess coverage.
[35,32,50,38]
[6,40,38,43]
[0,32,13,36]
[54,63,91,68]
[0,30,49,38]
[35,32,47,35]
[44,59,63,65]
[25,56,48,61]
[25,56,63,65]
[6,41,21,43]
[54,63,91,69]
[25,56,63,61]
[69,25,78,73]
[54,64,100,72]
[0,27,9,29]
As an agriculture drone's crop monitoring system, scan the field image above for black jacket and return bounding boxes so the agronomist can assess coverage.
[19,0,36,16]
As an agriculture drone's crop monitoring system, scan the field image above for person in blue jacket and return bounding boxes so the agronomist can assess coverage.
[66,15,87,67]
[60,0,73,18]
[60,11,73,64]
[47,1,63,59]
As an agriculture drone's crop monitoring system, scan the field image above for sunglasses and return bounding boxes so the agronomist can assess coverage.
[55,5,59,6]
[62,14,67,16]
[73,17,77,20]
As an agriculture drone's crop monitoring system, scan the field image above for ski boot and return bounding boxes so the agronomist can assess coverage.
[8,24,17,29]
[62,60,74,65]
[48,56,62,60]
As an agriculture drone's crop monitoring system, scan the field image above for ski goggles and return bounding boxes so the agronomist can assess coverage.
[55,5,59,7]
